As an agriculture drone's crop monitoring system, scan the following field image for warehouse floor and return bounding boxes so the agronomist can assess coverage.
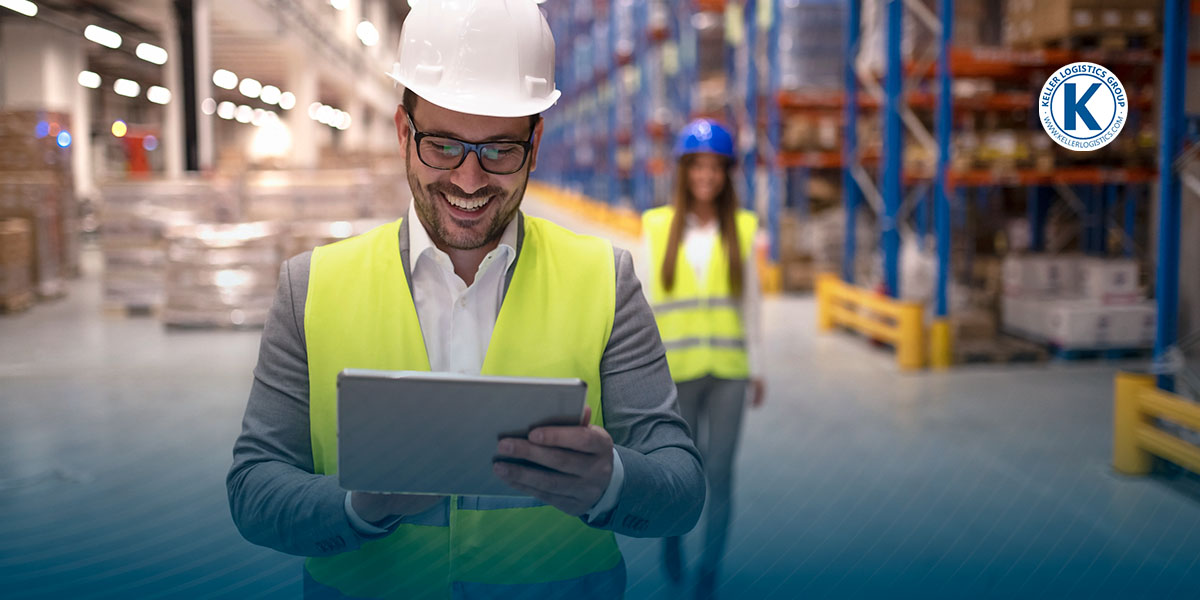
[2,195,1199,599]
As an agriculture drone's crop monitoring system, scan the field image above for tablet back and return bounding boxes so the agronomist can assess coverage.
[337,369,586,496]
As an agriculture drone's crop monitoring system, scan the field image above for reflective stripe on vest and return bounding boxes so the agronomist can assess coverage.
[643,206,756,382]
[304,217,622,599]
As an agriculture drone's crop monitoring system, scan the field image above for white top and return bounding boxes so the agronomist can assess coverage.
[345,203,624,534]
[642,211,764,378]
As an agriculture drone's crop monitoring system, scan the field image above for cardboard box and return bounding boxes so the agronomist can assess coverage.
[1006,0,1159,48]
[781,256,816,292]
[0,218,33,298]
[1079,257,1141,303]
[1002,254,1082,297]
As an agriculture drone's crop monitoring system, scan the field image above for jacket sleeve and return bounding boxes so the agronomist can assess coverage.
[226,252,395,557]
[590,247,706,538]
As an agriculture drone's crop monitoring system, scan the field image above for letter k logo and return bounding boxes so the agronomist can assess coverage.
[1063,83,1101,131]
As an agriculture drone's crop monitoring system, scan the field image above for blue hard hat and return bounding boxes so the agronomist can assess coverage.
[673,118,735,160]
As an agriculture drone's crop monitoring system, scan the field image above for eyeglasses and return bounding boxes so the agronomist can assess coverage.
[406,114,535,175]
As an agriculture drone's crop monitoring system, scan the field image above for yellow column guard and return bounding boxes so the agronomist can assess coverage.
[816,273,926,370]
[1113,371,1200,477]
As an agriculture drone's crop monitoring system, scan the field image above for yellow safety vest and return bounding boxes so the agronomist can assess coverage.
[303,216,623,599]
[643,206,757,382]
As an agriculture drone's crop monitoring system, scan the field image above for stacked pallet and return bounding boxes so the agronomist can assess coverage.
[0,110,79,298]
[1001,254,1154,353]
[99,180,237,311]
[241,170,373,222]
[0,218,34,313]
[283,219,392,263]
[163,221,282,329]
[1007,0,1160,50]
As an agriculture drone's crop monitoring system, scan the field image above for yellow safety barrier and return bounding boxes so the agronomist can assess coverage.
[1113,372,1200,476]
[816,272,926,370]
[526,181,642,238]
[527,181,784,296]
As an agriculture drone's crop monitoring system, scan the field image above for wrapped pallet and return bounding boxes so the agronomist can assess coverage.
[99,179,237,310]
[163,221,282,329]
[241,170,371,222]
[284,219,392,263]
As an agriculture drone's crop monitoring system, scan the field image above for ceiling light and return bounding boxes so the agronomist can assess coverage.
[217,101,235,120]
[278,92,296,111]
[259,85,281,105]
[235,105,253,124]
[0,0,37,18]
[77,71,101,89]
[84,25,122,49]
[316,104,335,125]
[330,0,349,9]
[147,86,171,105]
[201,98,217,115]
[212,69,238,90]
[111,120,127,138]
[113,78,140,98]
[252,108,267,127]
[308,102,322,120]
[356,21,379,47]
[238,78,262,99]
[135,42,168,65]
[337,114,352,131]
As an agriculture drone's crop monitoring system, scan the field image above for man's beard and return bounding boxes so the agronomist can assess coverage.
[406,151,526,251]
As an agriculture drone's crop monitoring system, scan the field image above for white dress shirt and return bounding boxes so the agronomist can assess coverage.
[346,203,624,533]
[642,211,764,378]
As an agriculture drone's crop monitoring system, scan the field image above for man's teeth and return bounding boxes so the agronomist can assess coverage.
[444,194,490,211]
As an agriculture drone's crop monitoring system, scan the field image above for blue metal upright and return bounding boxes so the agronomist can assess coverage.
[608,2,620,206]
[1155,0,1189,390]
[934,0,953,318]
[765,0,783,261]
[842,0,861,283]
[743,0,759,211]
[632,0,651,212]
[882,0,904,297]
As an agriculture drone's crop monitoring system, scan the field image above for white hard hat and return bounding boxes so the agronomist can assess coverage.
[387,0,561,118]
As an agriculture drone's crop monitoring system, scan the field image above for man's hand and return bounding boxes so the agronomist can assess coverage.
[350,492,446,524]
[492,406,613,517]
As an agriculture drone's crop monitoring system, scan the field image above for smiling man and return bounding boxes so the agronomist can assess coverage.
[225,1,704,599]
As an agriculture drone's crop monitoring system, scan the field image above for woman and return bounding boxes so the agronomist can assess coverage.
[642,118,765,599]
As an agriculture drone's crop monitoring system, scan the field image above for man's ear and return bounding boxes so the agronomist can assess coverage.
[528,118,545,173]
[393,106,409,159]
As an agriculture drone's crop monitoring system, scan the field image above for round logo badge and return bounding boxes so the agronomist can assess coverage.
[1038,62,1127,152]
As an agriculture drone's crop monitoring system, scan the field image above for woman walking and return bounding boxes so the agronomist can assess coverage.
[642,119,765,599]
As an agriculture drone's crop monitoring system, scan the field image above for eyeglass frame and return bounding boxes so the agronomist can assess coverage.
[404,113,538,175]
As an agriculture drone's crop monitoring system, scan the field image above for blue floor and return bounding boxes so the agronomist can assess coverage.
[2,196,1198,599]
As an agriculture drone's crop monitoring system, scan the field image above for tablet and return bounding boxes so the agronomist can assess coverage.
[336,369,587,496]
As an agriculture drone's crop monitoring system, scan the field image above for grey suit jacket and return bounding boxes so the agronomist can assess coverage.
[226,213,705,557]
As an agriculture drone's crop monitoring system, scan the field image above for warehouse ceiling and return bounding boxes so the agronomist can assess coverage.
[21,0,411,109]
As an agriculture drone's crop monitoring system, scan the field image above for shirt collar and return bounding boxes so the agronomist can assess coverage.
[407,200,519,277]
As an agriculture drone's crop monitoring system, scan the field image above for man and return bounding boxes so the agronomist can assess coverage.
[226,1,705,598]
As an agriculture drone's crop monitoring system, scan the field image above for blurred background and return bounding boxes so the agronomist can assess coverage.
[2,0,1200,598]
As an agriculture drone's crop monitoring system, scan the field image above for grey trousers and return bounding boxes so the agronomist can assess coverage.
[674,375,748,571]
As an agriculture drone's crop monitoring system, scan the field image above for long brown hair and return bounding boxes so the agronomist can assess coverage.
[660,154,745,297]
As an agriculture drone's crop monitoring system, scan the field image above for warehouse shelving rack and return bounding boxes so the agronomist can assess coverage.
[771,0,1194,370]
[539,1,740,214]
